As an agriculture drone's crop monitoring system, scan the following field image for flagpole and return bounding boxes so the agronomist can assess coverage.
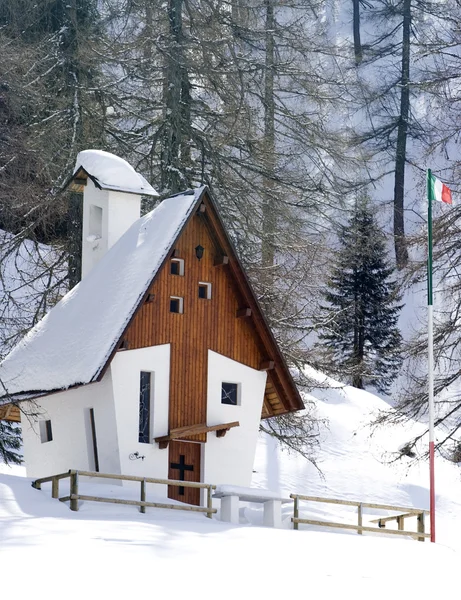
[427,168,436,543]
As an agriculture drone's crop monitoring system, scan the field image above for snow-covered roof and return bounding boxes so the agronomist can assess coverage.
[0,188,205,399]
[73,150,158,196]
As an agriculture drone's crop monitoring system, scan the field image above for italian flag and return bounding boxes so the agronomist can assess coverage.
[428,170,452,205]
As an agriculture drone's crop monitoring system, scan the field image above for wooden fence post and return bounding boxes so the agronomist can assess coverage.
[140,479,146,514]
[70,471,79,511]
[357,503,363,535]
[417,511,425,542]
[293,496,299,530]
[52,477,59,499]
[206,485,213,518]
[397,515,404,531]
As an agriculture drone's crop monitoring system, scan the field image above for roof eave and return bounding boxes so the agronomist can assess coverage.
[62,166,159,197]
[199,190,305,414]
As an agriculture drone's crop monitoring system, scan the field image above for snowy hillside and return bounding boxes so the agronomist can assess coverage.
[2,372,461,599]
[254,368,461,544]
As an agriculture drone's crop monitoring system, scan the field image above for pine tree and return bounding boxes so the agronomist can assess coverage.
[0,420,22,465]
[318,199,403,394]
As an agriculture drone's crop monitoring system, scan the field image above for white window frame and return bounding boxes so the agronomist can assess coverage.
[198,281,212,300]
[170,296,184,314]
[171,258,185,276]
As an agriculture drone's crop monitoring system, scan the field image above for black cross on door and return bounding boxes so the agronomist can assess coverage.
[168,441,201,505]
[170,454,194,496]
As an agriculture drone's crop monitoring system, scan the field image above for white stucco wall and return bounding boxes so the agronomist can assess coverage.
[21,371,119,479]
[22,344,264,492]
[204,350,267,487]
[110,344,170,494]
[81,179,141,278]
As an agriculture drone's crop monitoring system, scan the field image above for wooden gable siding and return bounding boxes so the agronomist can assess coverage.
[124,210,266,438]
[262,375,286,417]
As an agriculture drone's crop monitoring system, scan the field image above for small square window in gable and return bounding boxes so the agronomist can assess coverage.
[170,296,184,314]
[170,258,184,276]
[198,282,212,299]
[221,382,239,406]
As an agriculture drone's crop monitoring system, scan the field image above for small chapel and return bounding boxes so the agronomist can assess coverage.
[0,150,303,505]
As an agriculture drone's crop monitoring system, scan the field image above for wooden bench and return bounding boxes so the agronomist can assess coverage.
[213,485,292,528]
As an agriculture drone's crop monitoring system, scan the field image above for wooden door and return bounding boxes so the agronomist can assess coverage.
[168,441,201,506]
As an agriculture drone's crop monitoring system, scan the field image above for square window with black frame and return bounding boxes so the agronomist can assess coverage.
[139,371,151,443]
[221,382,239,406]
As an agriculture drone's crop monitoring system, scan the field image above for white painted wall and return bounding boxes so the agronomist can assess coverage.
[204,350,267,487]
[111,344,170,495]
[21,371,120,479]
[81,179,141,278]
[22,344,264,494]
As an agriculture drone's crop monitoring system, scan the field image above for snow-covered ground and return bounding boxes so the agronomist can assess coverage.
[1,371,461,598]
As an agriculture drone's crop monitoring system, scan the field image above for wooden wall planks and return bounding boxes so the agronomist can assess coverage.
[124,209,288,433]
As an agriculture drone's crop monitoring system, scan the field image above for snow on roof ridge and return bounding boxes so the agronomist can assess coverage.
[74,149,159,197]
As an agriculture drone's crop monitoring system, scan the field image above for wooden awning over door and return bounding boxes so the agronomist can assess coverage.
[155,421,239,449]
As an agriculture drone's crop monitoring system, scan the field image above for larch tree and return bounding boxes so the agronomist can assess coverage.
[377,184,461,458]
[86,0,348,462]
[0,0,108,457]
[0,0,360,464]
[346,0,461,451]
[0,0,107,349]
[349,0,451,269]
[101,0,355,358]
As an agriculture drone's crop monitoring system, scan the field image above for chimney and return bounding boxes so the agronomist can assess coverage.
[66,150,158,279]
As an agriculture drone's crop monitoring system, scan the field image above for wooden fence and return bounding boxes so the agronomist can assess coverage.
[31,470,430,541]
[32,470,216,518]
[290,493,430,541]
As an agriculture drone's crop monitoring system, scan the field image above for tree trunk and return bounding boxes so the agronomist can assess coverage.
[67,192,83,289]
[144,1,153,62]
[231,0,249,29]
[393,0,411,269]
[161,0,191,194]
[66,0,84,287]
[352,0,362,65]
[261,0,276,277]
[352,267,364,389]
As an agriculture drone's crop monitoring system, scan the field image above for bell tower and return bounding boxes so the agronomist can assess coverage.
[66,150,158,278]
